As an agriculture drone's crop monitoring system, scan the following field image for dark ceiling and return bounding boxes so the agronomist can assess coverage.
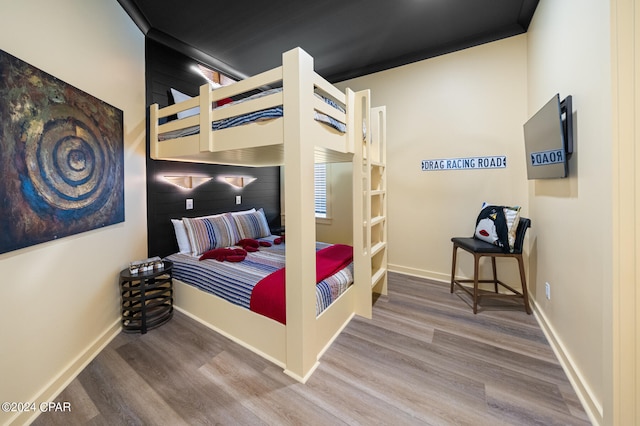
[118,0,539,83]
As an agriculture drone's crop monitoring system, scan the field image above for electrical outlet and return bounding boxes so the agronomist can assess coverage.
[186,198,193,210]
[235,195,241,205]
[545,282,551,300]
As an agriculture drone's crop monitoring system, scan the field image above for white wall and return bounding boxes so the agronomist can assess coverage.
[336,35,529,284]
[527,1,612,424]
[334,2,613,424]
[0,1,146,424]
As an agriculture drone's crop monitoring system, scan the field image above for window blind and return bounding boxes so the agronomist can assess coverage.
[314,164,327,217]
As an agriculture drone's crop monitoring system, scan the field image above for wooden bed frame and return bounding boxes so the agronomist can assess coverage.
[149,47,387,382]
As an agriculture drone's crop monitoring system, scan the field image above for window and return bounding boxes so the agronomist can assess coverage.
[314,163,327,218]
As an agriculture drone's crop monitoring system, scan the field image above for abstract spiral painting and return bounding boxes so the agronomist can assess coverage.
[0,50,124,255]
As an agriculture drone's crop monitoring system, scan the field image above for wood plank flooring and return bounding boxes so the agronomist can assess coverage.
[33,272,590,425]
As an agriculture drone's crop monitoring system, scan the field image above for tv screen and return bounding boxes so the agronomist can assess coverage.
[523,94,572,180]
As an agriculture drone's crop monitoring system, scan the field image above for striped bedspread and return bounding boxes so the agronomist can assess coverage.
[158,89,346,141]
[165,238,354,319]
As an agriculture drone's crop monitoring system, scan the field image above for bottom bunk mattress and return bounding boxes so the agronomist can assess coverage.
[165,238,353,324]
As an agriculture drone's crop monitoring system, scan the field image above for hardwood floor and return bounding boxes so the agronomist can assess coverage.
[33,273,590,425]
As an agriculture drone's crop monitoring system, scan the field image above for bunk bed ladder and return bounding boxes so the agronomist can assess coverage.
[354,100,387,319]
[369,106,388,298]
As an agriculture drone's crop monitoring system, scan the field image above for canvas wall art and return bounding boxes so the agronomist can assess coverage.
[0,50,124,255]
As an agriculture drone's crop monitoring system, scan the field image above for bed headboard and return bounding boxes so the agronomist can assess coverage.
[145,39,281,258]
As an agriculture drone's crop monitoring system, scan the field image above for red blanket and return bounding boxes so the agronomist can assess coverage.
[249,244,353,324]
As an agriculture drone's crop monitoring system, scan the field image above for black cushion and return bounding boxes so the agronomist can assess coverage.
[451,237,505,254]
[452,217,531,255]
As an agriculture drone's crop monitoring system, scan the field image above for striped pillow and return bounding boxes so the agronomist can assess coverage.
[183,213,240,256]
[233,208,271,239]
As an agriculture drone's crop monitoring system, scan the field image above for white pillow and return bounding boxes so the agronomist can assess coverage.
[171,219,192,254]
[170,88,199,119]
[503,205,521,250]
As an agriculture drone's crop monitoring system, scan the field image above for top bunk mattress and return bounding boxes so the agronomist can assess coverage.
[158,88,347,141]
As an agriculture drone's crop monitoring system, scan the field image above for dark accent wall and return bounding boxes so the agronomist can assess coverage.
[145,39,281,258]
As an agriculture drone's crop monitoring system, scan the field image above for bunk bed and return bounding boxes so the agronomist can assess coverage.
[148,47,387,382]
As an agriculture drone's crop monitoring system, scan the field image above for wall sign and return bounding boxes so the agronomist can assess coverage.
[421,156,507,171]
[530,149,564,166]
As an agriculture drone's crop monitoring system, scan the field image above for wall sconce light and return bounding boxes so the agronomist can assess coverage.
[220,176,257,189]
[163,175,213,190]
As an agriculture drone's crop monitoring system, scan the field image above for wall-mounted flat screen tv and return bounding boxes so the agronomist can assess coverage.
[523,94,573,179]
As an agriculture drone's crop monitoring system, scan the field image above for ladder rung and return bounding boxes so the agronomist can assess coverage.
[371,268,387,287]
[371,241,386,256]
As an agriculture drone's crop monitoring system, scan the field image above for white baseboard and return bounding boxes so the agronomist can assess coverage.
[388,263,450,283]
[532,302,602,426]
[13,319,121,426]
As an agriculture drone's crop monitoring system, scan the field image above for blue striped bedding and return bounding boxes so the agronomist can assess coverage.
[165,237,353,318]
[158,89,347,141]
